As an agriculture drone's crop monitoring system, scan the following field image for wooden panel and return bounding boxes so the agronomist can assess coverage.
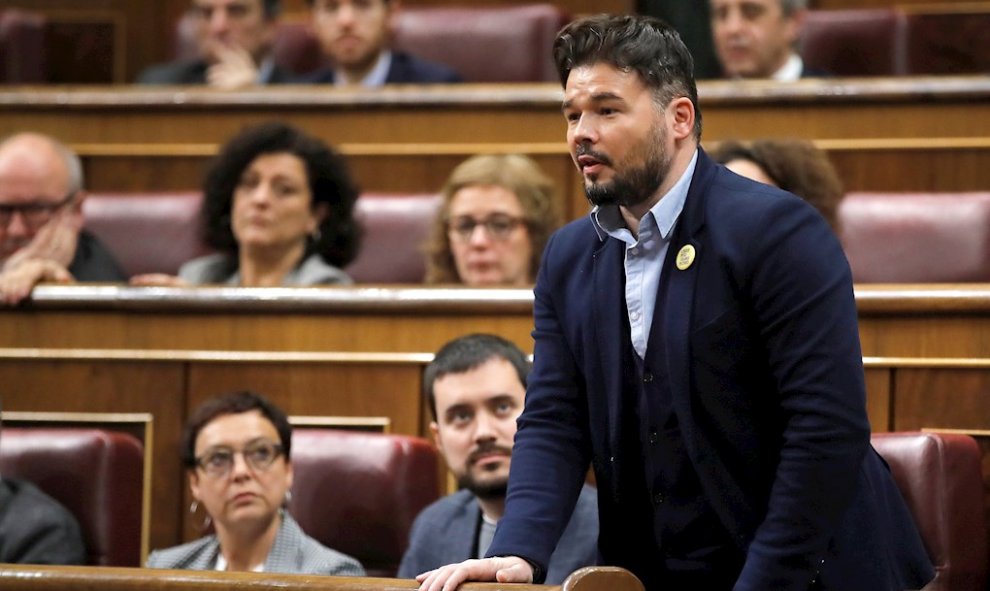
[864,366,893,432]
[0,360,185,554]
[892,367,990,431]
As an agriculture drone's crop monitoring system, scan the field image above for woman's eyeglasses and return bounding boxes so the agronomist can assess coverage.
[447,214,526,242]
[194,440,284,478]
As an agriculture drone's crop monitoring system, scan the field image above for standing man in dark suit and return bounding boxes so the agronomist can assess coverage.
[398,334,598,584]
[137,0,293,88]
[417,14,933,591]
[711,0,826,79]
[305,0,461,86]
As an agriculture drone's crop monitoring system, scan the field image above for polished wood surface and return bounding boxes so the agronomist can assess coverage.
[0,77,988,221]
[0,564,644,591]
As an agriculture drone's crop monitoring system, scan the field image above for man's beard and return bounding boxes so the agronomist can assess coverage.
[456,471,508,501]
[583,123,671,210]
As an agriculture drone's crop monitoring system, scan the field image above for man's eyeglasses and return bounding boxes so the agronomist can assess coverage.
[448,214,526,242]
[0,191,76,229]
[194,440,284,478]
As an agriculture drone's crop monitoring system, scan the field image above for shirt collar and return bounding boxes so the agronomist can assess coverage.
[591,149,699,242]
[334,50,392,87]
[772,53,804,82]
[256,55,276,83]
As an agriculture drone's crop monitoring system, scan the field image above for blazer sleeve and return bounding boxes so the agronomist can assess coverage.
[731,194,871,590]
[485,231,593,578]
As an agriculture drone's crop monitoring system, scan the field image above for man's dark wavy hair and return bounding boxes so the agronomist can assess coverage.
[201,121,361,269]
[552,14,702,140]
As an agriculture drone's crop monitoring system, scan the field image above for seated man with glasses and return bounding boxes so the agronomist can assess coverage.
[0,132,126,304]
[147,390,365,575]
[425,154,562,287]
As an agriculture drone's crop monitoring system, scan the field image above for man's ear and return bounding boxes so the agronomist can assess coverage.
[70,190,87,214]
[784,8,807,47]
[386,0,402,36]
[430,421,442,451]
[668,97,696,141]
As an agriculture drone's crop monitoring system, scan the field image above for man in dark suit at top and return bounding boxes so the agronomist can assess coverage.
[138,0,293,88]
[417,14,933,591]
[711,0,825,80]
[305,0,461,86]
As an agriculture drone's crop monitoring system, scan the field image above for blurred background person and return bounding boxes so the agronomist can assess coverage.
[425,154,560,287]
[0,132,126,305]
[132,122,360,287]
[399,334,598,584]
[138,0,292,88]
[147,390,365,574]
[0,405,87,565]
[305,0,461,86]
[711,138,843,230]
[710,0,825,80]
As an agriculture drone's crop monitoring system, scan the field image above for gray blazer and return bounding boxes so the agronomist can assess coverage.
[146,514,364,576]
[178,253,352,286]
[398,485,599,584]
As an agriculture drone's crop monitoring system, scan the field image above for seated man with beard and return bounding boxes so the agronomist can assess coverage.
[398,334,598,584]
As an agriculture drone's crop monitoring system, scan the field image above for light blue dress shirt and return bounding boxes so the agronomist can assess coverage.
[591,150,698,359]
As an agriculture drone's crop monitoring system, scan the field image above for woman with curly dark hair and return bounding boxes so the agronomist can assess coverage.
[132,122,360,286]
[424,154,561,286]
[710,138,843,231]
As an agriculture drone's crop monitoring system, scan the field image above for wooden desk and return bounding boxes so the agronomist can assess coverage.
[0,564,645,591]
[2,284,989,551]
[1,77,988,221]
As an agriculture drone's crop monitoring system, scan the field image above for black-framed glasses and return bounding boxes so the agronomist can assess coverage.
[194,440,284,478]
[0,191,76,229]
[448,214,526,242]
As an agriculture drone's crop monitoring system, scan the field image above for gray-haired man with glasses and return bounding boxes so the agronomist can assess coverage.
[0,132,125,304]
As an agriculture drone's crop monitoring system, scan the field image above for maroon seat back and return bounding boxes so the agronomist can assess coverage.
[904,9,990,74]
[346,193,442,283]
[838,192,990,283]
[392,4,571,82]
[801,9,907,76]
[0,428,145,566]
[0,9,47,83]
[871,432,988,591]
[288,429,440,577]
[82,192,208,277]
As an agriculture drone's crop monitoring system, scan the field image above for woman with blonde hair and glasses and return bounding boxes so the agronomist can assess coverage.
[146,391,364,575]
[425,154,561,286]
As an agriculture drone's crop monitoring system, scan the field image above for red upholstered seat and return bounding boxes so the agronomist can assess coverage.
[392,4,571,82]
[0,9,47,83]
[83,192,208,278]
[801,9,908,76]
[0,428,145,566]
[287,429,440,577]
[871,432,988,591]
[904,9,990,75]
[345,193,441,283]
[838,192,990,283]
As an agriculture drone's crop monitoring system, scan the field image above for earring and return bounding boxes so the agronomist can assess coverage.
[189,499,212,531]
[310,228,322,243]
[284,490,293,507]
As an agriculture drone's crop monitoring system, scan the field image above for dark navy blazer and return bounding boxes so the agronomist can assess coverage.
[302,51,461,85]
[486,149,933,590]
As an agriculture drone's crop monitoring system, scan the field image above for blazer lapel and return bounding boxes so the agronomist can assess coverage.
[591,236,628,474]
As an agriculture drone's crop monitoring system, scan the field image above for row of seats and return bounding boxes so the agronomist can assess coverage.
[82,191,990,284]
[2,427,985,589]
[0,426,439,576]
[2,5,988,84]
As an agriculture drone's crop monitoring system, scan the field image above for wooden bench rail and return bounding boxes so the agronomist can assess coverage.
[0,565,644,591]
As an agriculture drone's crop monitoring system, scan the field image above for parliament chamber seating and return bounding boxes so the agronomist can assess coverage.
[871,432,988,591]
[0,9,46,83]
[838,192,990,283]
[82,192,441,282]
[287,429,440,577]
[800,8,907,76]
[0,428,146,566]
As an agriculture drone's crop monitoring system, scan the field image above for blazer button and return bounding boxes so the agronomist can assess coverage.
[653,491,664,505]
[648,429,659,444]
[643,372,654,383]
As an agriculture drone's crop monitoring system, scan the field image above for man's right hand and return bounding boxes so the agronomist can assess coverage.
[416,557,533,591]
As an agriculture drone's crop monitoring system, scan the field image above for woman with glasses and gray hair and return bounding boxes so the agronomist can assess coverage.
[424,154,561,287]
[146,391,364,575]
